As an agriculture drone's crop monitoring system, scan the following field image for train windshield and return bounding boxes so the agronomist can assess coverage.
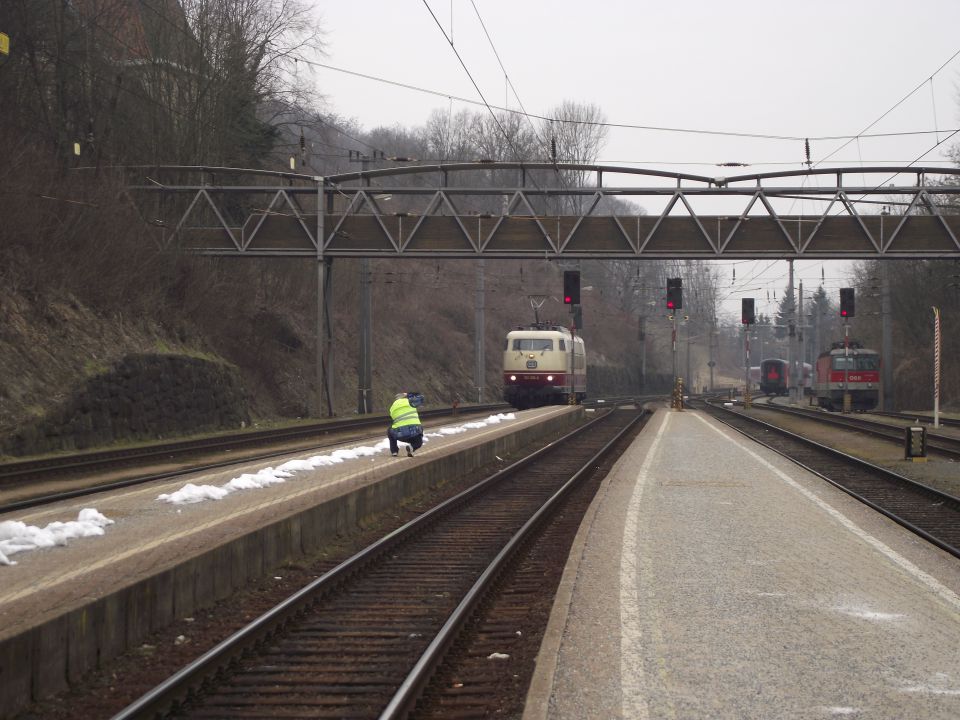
[832,354,879,371]
[832,356,854,370]
[512,338,553,352]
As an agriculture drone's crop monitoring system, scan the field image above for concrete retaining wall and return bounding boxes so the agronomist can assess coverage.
[0,409,580,719]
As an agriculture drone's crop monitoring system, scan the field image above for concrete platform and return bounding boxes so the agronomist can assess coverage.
[0,406,581,718]
[525,407,960,720]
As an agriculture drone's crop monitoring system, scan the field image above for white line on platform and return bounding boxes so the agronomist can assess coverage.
[694,413,960,613]
[620,412,670,720]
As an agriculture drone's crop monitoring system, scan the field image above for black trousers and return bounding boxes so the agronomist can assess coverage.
[388,427,423,455]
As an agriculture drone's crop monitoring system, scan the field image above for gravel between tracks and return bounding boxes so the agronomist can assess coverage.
[13,407,960,719]
[12,431,559,720]
[743,404,960,498]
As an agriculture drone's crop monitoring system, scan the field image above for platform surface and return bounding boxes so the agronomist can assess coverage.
[525,407,960,720]
[0,406,568,641]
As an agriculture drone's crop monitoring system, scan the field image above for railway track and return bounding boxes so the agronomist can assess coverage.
[109,407,648,720]
[0,404,509,513]
[872,410,960,429]
[695,400,960,559]
[746,399,960,459]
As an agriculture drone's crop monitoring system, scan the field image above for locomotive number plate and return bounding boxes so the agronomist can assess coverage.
[526,360,538,369]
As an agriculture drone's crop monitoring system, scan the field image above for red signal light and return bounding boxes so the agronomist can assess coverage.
[666,278,682,310]
[563,271,580,305]
[839,288,855,317]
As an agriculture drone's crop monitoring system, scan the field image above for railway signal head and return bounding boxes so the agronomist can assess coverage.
[839,287,855,318]
[666,278,682,310]
[741,298,755,325]
[563,270,580,305]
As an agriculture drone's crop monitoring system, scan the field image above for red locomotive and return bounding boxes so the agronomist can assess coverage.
[814,341,880,411]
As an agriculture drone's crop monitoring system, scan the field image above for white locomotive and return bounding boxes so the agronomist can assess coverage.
[503,324,586,409]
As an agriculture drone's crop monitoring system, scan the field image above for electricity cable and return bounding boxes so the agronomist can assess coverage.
[305,59,957,145]
[420,0,535,176]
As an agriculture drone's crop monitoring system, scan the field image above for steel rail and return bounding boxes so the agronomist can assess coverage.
[749,401,960,458]
[0,404,509,514]
[698,400,960,560]
[379,408,647,719]
[109,407,636,720]
[0,404,507,480]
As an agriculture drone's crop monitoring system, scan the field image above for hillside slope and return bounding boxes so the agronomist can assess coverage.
[0,254,672,458]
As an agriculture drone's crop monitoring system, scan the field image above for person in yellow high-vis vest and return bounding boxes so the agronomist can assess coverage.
[388,392,423,457]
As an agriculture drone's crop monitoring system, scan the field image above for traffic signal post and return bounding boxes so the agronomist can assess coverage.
[667,279,683,392]
[742,298,755,408]
[563,271,581,405]
[839,288,855,413]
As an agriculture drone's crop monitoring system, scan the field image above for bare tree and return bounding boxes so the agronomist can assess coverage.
[537,100,608,213]
[178,0,324,166]
[422,107,475,165]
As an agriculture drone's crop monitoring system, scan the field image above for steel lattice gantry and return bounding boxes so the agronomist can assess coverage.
[122,162,960,417]
[126,163,960,259]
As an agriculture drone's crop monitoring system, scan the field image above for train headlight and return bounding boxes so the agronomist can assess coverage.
[509,375,517,382]
[546,375,554,382]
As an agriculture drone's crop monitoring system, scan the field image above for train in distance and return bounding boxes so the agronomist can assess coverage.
[814,341,881,411]
[758,359,812,396]
[503,323,586,409]
[752,341,880,412]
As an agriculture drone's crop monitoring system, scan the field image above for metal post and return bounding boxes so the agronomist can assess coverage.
[324,259,335,416]
[880,206,894,412]
[316,258,324,417]
[315,177,326,417]
[744,327,751,408]
[353,154,374,415]
[797,281,804,402]
[474,259,485,403]
[881,261,893,411]
[639,315,647,391]
[672,312,678,387]
[787,260,796,404]
[843,320,850,413]
[709,324,716,391]
[357,258,372,413]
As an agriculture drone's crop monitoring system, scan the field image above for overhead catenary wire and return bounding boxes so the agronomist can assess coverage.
[815,46,960,167]
[465,0,553,162]
[64,0,960,175]
[303,59,958,147]
[419,0,535,175]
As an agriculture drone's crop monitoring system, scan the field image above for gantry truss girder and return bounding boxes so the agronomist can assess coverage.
[125,163,960,259]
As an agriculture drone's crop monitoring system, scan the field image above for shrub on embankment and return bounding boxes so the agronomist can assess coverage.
[2,354,250,456]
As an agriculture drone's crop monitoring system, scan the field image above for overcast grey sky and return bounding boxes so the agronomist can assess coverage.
[306,0,960,320]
